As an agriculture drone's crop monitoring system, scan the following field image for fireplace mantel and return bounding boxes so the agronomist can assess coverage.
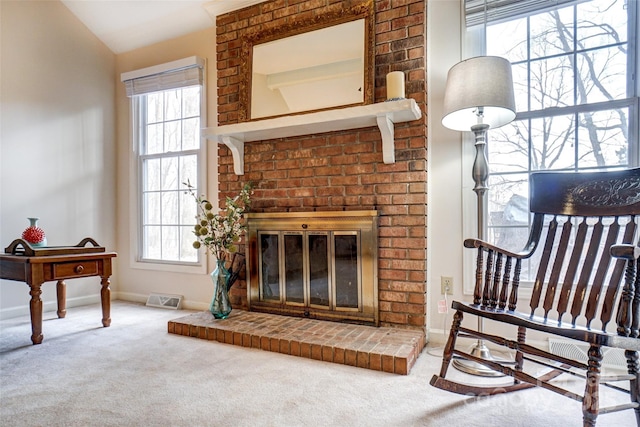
[203,98,421,175]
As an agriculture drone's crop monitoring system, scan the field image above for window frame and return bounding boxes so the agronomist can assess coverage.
[461,0,639,294]
[124,63,208,275]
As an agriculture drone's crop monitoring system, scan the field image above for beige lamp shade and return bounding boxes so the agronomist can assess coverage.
[442,56,516,131]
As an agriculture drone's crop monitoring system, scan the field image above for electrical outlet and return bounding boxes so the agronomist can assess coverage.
[441,276,453,295]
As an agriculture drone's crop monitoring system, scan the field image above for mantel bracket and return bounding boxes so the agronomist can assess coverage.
[376,113,395,164]
[220,135,244,175]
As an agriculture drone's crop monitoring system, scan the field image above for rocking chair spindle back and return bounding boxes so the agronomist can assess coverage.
[431,168,640,427]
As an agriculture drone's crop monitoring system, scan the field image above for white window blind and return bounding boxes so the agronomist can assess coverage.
[121,56,205,97]
[465,0,585,27]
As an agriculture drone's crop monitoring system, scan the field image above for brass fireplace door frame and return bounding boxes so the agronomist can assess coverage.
[246,211,379,325]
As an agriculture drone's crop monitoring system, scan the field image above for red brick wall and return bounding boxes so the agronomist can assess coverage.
[216,0,427,332]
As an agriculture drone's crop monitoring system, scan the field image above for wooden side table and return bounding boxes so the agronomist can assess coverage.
[0,251,117,344]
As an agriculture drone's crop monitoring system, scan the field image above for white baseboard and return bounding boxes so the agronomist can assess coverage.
[0,294,101,321]
[112,291,147,304]
[177,299,208,311]
[0,291,209,321]
[115,291,208,312]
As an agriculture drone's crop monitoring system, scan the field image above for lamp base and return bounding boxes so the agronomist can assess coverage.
[452,341,507,377]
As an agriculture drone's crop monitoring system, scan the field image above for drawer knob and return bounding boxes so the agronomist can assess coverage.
[74,265,84,274]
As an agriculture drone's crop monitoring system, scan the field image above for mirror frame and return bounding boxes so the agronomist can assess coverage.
[239,0,375,122]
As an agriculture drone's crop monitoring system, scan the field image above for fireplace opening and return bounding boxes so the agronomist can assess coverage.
[246,211,378,325]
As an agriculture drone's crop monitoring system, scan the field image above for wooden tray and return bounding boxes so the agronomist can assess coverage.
[4,237,106,257]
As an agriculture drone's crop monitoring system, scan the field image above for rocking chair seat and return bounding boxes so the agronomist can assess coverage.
[452,300,640,351]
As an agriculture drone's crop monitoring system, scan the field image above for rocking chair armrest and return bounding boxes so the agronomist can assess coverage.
[463,238,535,259]
[610,243,640,260]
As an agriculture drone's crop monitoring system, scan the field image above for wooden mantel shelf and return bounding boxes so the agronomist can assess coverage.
[203,98,422,175]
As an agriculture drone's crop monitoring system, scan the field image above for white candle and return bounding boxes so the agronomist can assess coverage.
[386,71,405,100]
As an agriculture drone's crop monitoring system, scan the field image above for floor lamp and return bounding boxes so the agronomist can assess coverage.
[442,56,516,377]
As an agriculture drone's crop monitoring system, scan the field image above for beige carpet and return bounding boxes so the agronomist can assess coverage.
[0,301,635,426]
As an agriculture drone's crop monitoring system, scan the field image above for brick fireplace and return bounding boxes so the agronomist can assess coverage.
[216,0,427,335]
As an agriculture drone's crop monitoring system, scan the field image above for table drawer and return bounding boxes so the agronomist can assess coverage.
[52,260,99,279]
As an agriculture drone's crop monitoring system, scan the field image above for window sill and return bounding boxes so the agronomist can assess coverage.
[131,258,208,275]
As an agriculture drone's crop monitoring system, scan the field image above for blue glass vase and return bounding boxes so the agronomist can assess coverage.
[209,259,232,319]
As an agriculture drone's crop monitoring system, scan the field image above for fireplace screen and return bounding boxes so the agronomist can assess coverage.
[247,211,378,325]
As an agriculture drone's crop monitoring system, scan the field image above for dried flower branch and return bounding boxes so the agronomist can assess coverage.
[184,181,252,262]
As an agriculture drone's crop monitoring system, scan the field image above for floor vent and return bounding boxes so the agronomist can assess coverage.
[548,337,628,371]
[146,293,183,310]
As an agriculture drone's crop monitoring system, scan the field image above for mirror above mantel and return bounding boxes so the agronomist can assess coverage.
[239,0,375,122]
[251,19,366,119]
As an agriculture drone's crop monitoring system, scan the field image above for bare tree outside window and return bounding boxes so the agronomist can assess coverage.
[480,0,637,279]
[139,86,201,263]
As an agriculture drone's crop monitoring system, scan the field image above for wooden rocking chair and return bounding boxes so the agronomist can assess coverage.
[430,168,640,427]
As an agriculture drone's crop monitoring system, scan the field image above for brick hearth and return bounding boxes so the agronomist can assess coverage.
[168,310,424,375]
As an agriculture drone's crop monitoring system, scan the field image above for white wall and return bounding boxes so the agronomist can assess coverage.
[0,1,117,319]
[426,0,476,343]
[114,29,219,311]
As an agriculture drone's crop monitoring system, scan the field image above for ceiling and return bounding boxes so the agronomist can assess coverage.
[61,0,265,54]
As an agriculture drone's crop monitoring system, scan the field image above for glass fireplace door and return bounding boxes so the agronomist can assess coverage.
[308,233,329,307]
[257,231,360,311]
[284,234,304,304]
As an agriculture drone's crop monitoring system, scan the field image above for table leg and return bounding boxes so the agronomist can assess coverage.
[29,284,43,345]
[56,280,67,318]
[100,276,111,327]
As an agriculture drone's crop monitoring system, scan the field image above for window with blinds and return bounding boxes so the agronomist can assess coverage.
[122,57,206,265]
[466,0,638,280]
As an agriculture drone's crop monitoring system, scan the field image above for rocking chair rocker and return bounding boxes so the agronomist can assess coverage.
[430,168,640,427]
